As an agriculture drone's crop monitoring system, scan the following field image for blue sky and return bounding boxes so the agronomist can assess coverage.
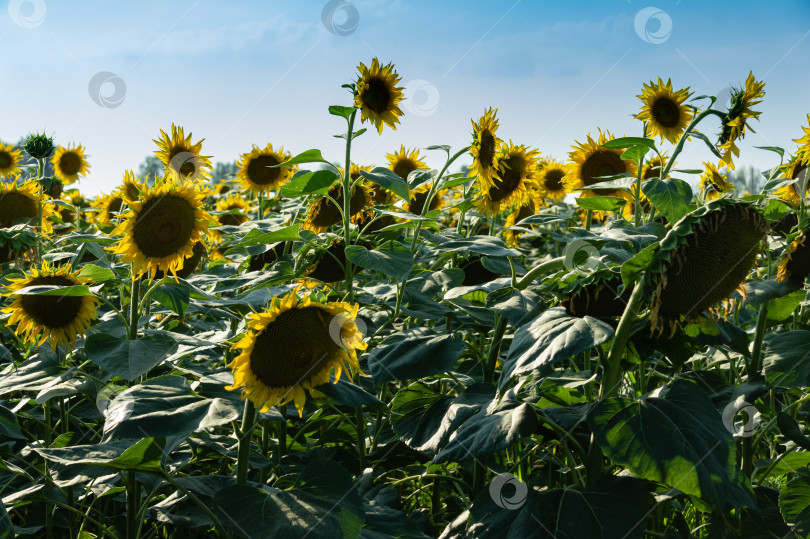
[2,0,809,195]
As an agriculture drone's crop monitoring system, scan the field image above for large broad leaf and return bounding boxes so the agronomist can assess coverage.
[280,169,337,198]
[780,472,810,538]
[0,353,66,397]
[278,148,330,167]
[312,374,383,409]
[368,328,466,386]
[358,167,410,201]
[391,382,494,453]
[500,308,614,389]
[0,500,12,539]
[422,231,521,257]
[0,405,24,440]
[575,196,627,213]
[642,176,692,224]
[212,460,364,539]
[36,437,165,473]
[85,333,179,381]
[588,380,753,507]
[763,330,810,387]
[237,225,301,247]
[150,282,190,317]
[434,403,537,463]
[345,241,414,279]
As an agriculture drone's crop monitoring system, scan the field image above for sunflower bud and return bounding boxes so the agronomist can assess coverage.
[24,133,55,159]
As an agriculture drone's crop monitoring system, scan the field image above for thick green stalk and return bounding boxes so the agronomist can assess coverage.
[236,399,256,485]
[515,256,566,290]
[660,108,725,180]
[128,268,140,340]
[126,470,139,539]
[355,407,367,469]
[342,109,358,301]
[484,315,508,384]
[600,280,646,398]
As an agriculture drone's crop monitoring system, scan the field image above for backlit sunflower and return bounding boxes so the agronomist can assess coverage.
[51,144,90,185]
[0,142,24,178]
[469,108,503,185]
[215,195,252,227]
[641,154,670,180]
[91,192,124,228]
[226,289,367,417]
[303,181,372,233]
[387,145,428,181]
[563,129,638,200]
[149,240,208,281]
[793,114,810,166]
[118,171,148,203]
[404,183,442,215]
[153,124,213,183]
[774,156,809,207]
[503,199,536,247]
[776,229,810,285]
[2,261,99,350]
[110,181,213,280]
[717,72,765,170]
[698,162,735,200]
[0,180,56,235]
[536,159,567,202]
[635,78,693,144]
[475,142,540,216]
[236,143,293,193]
[354,58,405,134]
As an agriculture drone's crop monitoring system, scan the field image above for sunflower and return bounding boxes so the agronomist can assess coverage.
[304,181,372,233]
[503,199,536,247]
[248,242,289,272]
[561,272,632,318]
[536,159,567,202]
[563,129,638,200]
[2,261,100,350]
[0,180,56,235]
[226,289,367,417]
[793,114,810,166]
[469,108,503,185]
[51,144,90,185]
[387,145,428,181]
[152,124,212,183]
[774,155,809,207]
[91,192,124,228]
[215,195,252,227]
[404,183,443,215]
[698,162,735,200]
[305,240,358,284]
[236,143,293,193]
[776,229,810,285]
[641,154,671,180]
[354,58,405,135]
[110,181,213,280]
[0,142,24,178]
[118,171,148,203]
[475,142,540,216]
[149,240,208,281]
[635,78,693,144]
[645,199,766,335]
[717,72,766,170]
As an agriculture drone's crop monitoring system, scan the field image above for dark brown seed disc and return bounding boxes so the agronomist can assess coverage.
[19,275,83,328]
[0,192,38,228]
[132,194,196,258]
[362,77,391,114]
[562,276,631,317]
[247,154,281,186]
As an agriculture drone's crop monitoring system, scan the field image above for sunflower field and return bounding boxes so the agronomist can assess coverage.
[1,59,810,539]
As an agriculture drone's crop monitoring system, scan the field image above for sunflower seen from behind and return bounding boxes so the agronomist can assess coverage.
[110,179,212,281]
[635,78,693,144]
[226,289,367,417]
[3,261,99,350]
[475,142,540,216]
[153,124,213,183]
[469,108,503,186]
[0,142,24,178]
[237,143,294,193]
[51,144,90,185]
[717,72,765,170]
[354,58,405,134]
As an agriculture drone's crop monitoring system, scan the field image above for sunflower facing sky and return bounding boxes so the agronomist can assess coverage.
[51,144,90,185]
[153,124,213,183]
[226,289,367,417]
[469,108,503,185]
[699,161,735,200]
[236,143,294,193]
[110,180,213,280]
[354,58,405,135]
[475,142,540,216]
[387,145,428,181]
[563,129,638,200]
[536,159,567,202]
[3,261,100,350]
[0,142,24,178]
[717,72,766,170]
[635,78,694,144]
[0,180,56,235]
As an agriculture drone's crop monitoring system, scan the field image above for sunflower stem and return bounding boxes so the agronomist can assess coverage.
[515,256,565,290]
[236,399,256,485]
[600,279,645,399]
[257,190,264,220]
[748,303,768,381]
[355,407,367,469]
[128,266,140,339]
[276,404,287,464]
[661,108,725,180]
[484,315,507,384]
[585,210,593,231]
[125,470,139,539]
[634,157,644,227]
[342,109,358,302]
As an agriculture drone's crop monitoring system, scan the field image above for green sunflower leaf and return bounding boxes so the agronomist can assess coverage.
[85,333,180,382]
[763,330,810,387]
[621,145,650,161]
[0,500,12,539]
[150,282,190,317]
[12,284,94,296]
[345,240,414,279]
[280,169,338,198]
[237,225,301,247]
[601,137,657,150]
[575,196,627,213]
[779,472,810,538]
[77,264,116,283]
[358,167,410,200]
[328,105,355,119]
[642,176,693,224]
[276,149,330,167]
[754,146,785,159]
[367,328,466,386]
[35,437,166,474]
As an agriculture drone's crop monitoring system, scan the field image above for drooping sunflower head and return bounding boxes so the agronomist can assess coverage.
[0,180,56,235]
[2,261,100,350]
[469,108,503,185]
[563,129,638,199]
[91,192,124,228]
[110,181,213,281]
[51,144,90,185]
[0,142,24,178]
[635,78,694,144]
[536,159,567,202]
[475,142,540,216]
[776,228,810,285]
[303,181,372,233]
[354,58,405,135]
[236,143,293,193]
[387,145,428,181]
[717,72,766,170]
[215,194,252,227]
[699,161,735,201]
[774,155,809,207]
[561,272,633,318]
[153,124,213,183]
[646,199,767,335]
[226,290,367,417]
[305,239,355,284]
